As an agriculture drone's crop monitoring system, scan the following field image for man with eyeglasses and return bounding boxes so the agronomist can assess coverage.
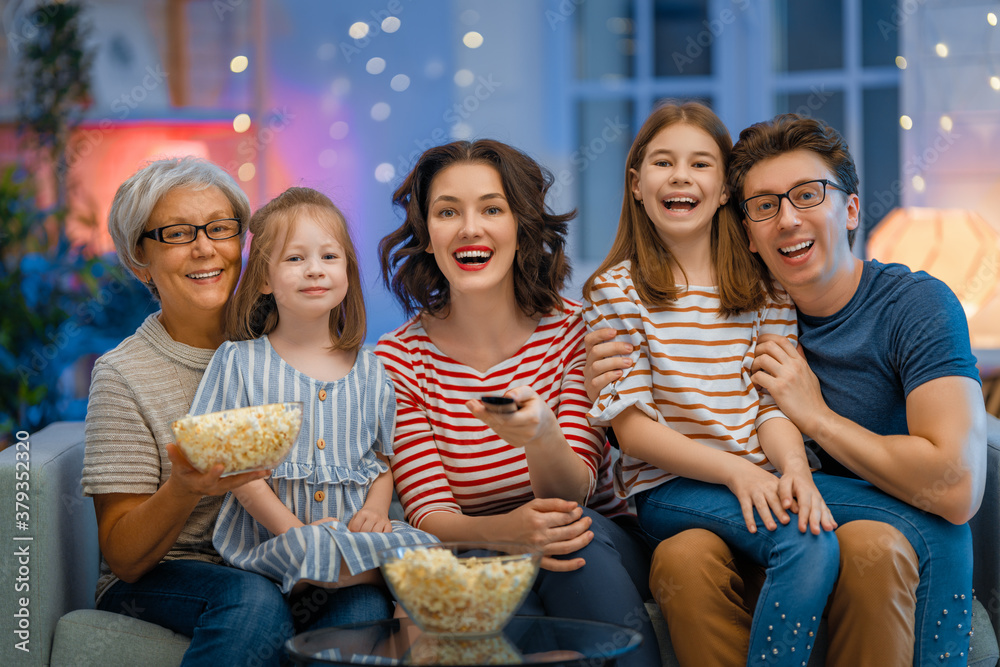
[588,114,986,665]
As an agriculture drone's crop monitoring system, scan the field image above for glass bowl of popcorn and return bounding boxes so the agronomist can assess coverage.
[379,541,541,638]
[171,402,303,476]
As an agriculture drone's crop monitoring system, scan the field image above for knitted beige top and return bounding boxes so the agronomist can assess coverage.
[82,312,224,602]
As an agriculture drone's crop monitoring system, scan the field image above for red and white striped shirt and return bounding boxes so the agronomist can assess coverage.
[584,261,798,498]
[375,298,627,528]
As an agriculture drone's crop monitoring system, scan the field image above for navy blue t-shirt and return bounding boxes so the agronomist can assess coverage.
[798,260,981,478]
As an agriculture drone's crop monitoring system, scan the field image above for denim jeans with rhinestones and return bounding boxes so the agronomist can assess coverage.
[635,477,840,666]
[811,472,973,665]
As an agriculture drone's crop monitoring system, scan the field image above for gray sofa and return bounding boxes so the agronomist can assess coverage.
[2,419,999,666]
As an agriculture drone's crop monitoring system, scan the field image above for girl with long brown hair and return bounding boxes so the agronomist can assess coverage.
[582,102,837,667]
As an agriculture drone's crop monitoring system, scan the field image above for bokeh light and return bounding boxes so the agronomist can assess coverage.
[329,121,349,140]
[371,102,391,121]
[230,55,248,73]
[895,56,907,69]
[463,31,484,49]
[935,43,949,57]
[375,163,396,183]
[238,163,255,181]
[454,69,475,87]
[390,74,410,92]
[233,113,251,133]
[899,115,913,130]
[349,22,369,39]
[940,115,953,132]
[367,57,386,75]
[382,16,401,33]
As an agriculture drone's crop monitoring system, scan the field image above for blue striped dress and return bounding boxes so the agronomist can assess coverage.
[190,336,434,594]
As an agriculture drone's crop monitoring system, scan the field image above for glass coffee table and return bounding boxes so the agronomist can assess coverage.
[286,616,642,666]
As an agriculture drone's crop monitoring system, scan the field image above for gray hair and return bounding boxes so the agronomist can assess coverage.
[108,156,251,298]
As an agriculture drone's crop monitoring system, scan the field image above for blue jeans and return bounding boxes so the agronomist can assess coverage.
[98,560,393,666]
[286,583,393,633]
[635,478,840,667]
[811,472,973,665]
[515,509,660,667]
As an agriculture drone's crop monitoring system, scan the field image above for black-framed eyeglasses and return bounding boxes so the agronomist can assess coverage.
[140,218,242,245]
[740,179,845,222]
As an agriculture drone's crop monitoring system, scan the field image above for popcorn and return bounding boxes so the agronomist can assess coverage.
[172,402,302,474]
[382,546,538,635]
[406,634,523,665]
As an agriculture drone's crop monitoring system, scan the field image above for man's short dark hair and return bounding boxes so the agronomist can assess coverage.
[729,114,860,248]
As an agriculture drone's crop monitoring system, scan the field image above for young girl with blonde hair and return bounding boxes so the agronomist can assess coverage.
[189,187,430,628]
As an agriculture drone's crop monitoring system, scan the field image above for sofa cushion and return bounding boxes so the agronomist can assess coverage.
[50,609,188,667]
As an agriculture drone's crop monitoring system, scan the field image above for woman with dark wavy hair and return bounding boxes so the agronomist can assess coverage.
[375,140,659,666]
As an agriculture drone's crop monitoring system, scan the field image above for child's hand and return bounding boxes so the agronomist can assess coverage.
[777,466,837,534]
[583,328,633,402]
[725,461,790,533]
[348,508,392,533]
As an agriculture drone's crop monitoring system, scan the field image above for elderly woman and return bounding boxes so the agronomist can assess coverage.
[375,139,660,667]
[81,157,368,666]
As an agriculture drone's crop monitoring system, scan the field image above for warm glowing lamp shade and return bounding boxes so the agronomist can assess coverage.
[868,207,1000,320]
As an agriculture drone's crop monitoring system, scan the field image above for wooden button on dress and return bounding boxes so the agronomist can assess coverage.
[317,438,326,450]
[314,490,325,502]
[318,389,327,401]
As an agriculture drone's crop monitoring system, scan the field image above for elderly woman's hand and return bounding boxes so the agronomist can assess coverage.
[466,386,560,449]
[166,443,269,499]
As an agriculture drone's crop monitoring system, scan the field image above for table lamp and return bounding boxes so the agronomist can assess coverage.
[867,207,1000,351]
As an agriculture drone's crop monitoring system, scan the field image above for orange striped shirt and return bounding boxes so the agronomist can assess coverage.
[375,298,627,528]
[583,261,797,498]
